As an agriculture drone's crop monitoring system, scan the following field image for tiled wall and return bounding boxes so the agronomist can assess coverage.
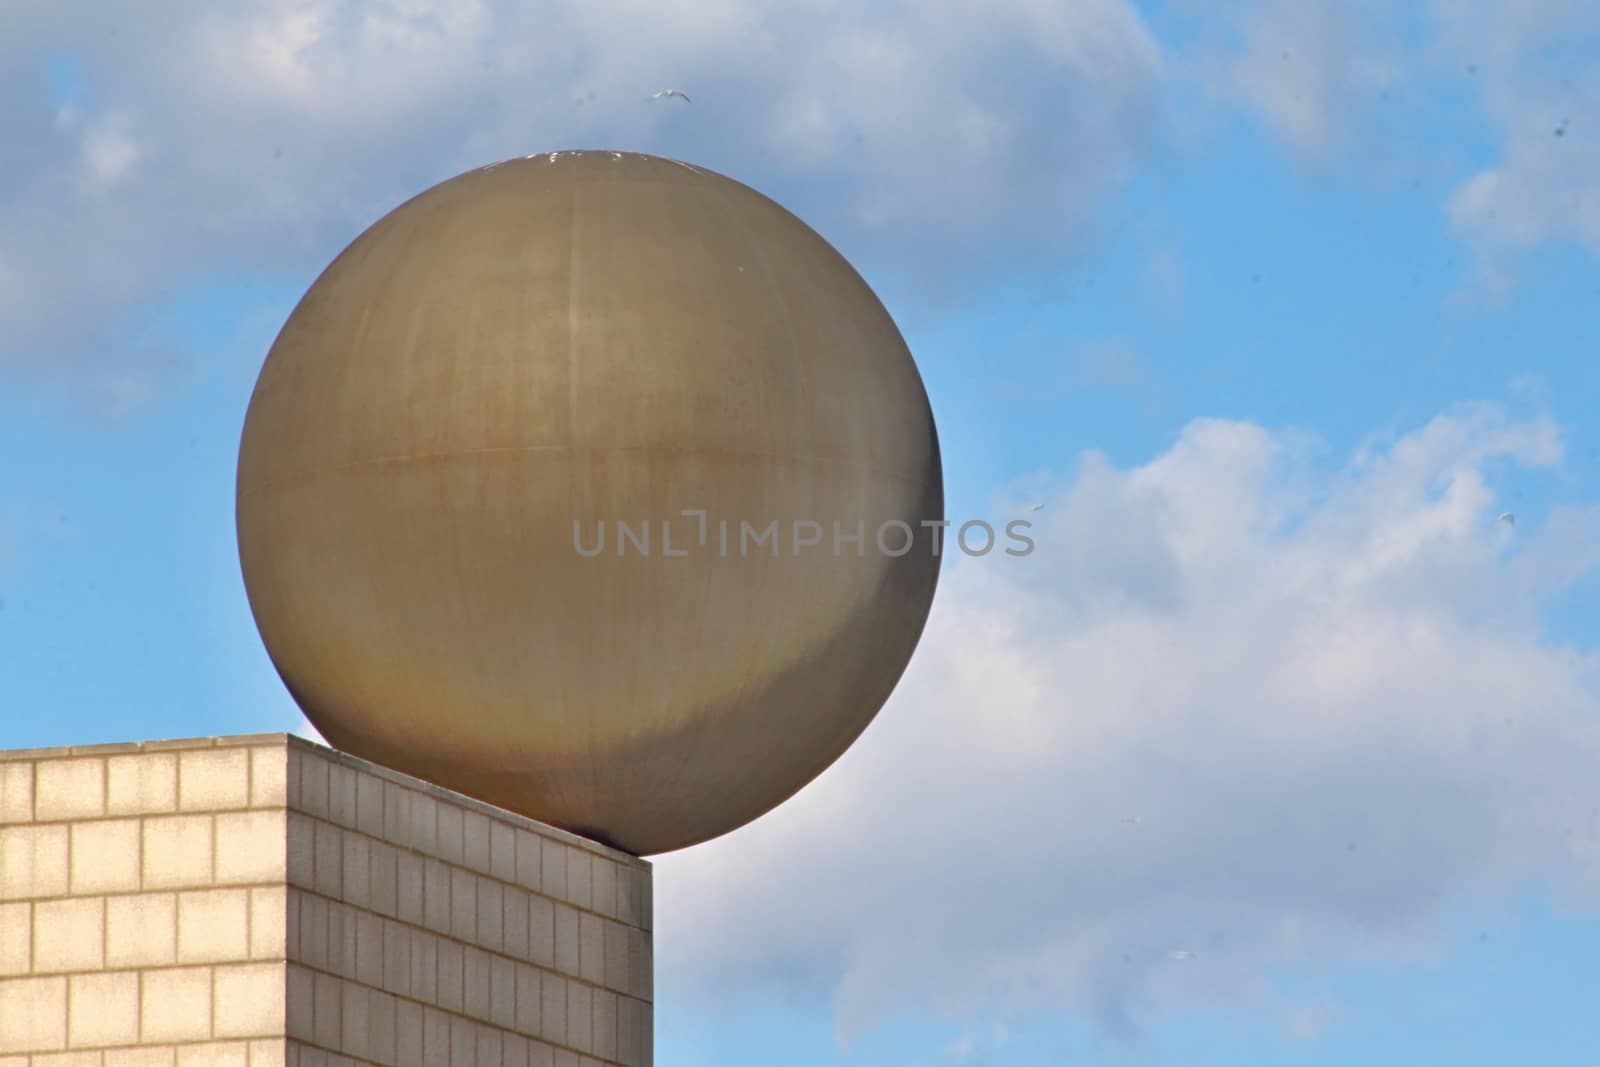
[0,735,653,1067]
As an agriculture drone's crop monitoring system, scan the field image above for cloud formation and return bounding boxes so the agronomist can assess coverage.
[0,0,1162,406]
[1211,0,1403,165]
[1437,0,1600,282]
[654,403,1600,1041]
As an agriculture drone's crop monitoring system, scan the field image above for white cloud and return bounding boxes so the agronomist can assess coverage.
[654,403,1600,1042]
[0,0,1162,408]
[1437,0,1600,278]
[1185,0,1403,165]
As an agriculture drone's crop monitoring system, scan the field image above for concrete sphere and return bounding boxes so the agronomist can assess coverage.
[237,151,942,855]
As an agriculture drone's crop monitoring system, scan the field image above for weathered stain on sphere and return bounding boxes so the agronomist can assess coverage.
[237,151,942,855]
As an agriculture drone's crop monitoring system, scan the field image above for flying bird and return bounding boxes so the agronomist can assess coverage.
[1028,503,1045,512]
[652,89,692,103]
[1499,512,1516,526]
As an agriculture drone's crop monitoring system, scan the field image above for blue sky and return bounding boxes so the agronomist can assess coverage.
[4,1,1600,1064]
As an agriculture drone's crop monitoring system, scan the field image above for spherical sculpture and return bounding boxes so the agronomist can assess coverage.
[237,151,942,855]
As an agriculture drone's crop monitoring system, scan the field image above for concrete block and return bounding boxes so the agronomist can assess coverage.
[437,938,464,1013]
[421,1007,450,1066]
[216,811,288,885]
[513,964,540,1038]
[565,983,592,1054]
[422,860,450,934]
[565,852,591,912]
[490,823,517,884]
[628,929,651,1002]
[381,919,410,997]
[0,974,67,1053]
[0,902,30,975]
[285,965,314,1043]
[176,1043,248,1067]
[578,913,604,985]
[328,901,357,980]
[602,921,628,994]
[408,794,437,856]
[106,892,176,968]
[251,886,288,960]
[476,1026,502,1067]
[34,897,104,972]
[435,805,464,866]
[477,879,504,953]
[107,754,178,817]
[450,868,477,942]
[355,910,383,989]
[462,811,491,875]
[368,840,397,919]
[142,815,213,889]
[355,773,383,838]
[489,953,516,1031]
[106,1048,177,1067]
[528,895,554,969]
[515,832,541,894]
[616,998,640,1067]
[284,889,301,961]
[590,860,616,922]
[1,825,69,899]
[395,1000,422,1067]
[553,904,580,977]
[70,819,141,894]
[215,962,287,1039]
[449,1015,475,1067]
[296,894,327,971]
[178,888,250,963]
[395,852,423,926]
[286,815,314,890]
[312,971,341,1050]
[67,970,139,1047]
[591,989,617,1063]
[0,736,653,1064]
[338,981,368,1059]
[250,747,289,809]
[368,989,398,1067]
[538,974,565,1046]
[326,764,356,829]
[179,749,250,812]
[341,832,370,908]
[0,763,32,824]
[313,822,342,899]
[296,752,328,821]
[408,929,437,1005]
[502,886,530,961]
[35,760,105,822]
[141,966,212,1043]
[540,845,566,903]
[248,1038,286,1067]
[32,1053,102,1067]
[463,945,491,1021]
[612,868,638,929]
[381,783,410,850]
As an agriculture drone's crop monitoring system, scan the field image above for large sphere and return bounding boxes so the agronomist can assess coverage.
[237,151,942,855]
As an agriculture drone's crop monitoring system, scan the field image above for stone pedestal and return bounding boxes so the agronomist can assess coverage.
[0,734,653,1067]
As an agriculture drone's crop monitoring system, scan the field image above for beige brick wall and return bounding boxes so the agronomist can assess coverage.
[0,736,653,1067]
